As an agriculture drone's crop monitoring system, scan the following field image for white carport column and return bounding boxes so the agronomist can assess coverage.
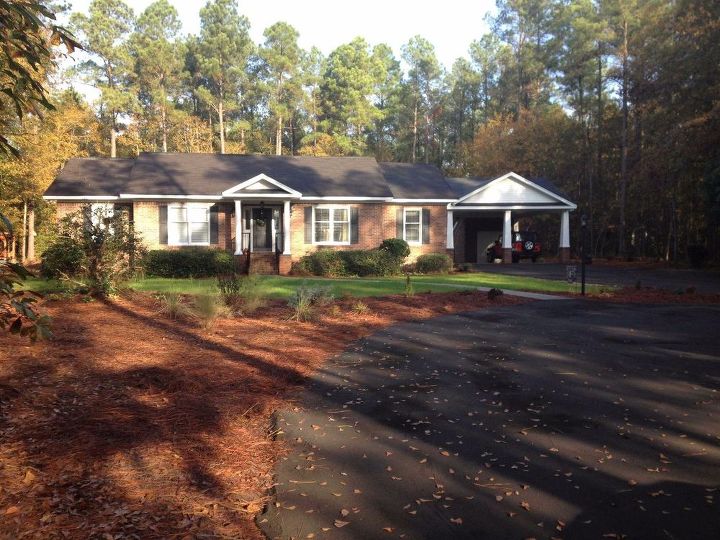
[560,210,570,262]
[283,200,291,255]
[502,210,512,263]
[446,209,454,250]
[234,200,243,255]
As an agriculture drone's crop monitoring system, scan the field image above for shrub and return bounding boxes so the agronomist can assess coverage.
[156,292,194,320]
[351,300,370,315]
[288,283,334,321]
[295,248,404,278]
[350,249,404,276]
[487,288,504,301]
[193,293,229,329]
[379,238,410,260]
[144,248,234,278]
[217,273,267,315]
[45,205,146,297]
[404,273,415,297]
[40,237,86,278]
[415,253,453,274]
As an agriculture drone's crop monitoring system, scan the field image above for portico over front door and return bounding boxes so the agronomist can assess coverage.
[243,206,281,252]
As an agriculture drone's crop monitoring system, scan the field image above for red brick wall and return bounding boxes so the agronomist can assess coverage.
[289,203,448,263]
[55,202,84,221]
[56,201,453,265]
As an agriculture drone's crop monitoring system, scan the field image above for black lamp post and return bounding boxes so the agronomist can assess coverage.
[580,214,587,296]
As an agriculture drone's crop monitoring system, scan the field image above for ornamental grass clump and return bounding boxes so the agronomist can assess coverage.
[217,273,268,316]
[156,292,194,320]
[193,293,229,329]
[288,283,334,322]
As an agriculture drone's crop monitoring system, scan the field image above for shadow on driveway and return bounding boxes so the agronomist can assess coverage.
[260,301,720,539]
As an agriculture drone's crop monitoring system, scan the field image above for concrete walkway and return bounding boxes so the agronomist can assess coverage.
[259,301,720,540]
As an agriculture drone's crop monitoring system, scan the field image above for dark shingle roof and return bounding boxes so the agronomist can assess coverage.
[44,158,135,197]
[126,153,393,197]
[444,176,493,198]
[44,154,574,204]
[379,162,456,199]
[527,177,572,201]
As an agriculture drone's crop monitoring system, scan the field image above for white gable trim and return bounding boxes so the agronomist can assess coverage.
[454,172,576,209]
[221,173,302,198]
[43,195,120,201]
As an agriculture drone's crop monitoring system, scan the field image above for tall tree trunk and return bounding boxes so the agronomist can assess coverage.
[110,128,117,158]
[218,100,225,154]
[161,85,168,153]
[20,201,27,262]
[289,117,295,155]
[276,115,282,155]
[27,207,35,262]
[411,101,418,163]
[424,113,430,164]
[595,42,603,256]
[618,19,629,257]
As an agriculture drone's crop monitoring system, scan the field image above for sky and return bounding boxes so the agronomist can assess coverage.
[64,0,497,71]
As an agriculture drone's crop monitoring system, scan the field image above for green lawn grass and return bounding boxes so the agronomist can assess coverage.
[22,272,606,298]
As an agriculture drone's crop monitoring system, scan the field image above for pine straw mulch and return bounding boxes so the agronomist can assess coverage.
[587,286,720,304]
[0,290,525,539]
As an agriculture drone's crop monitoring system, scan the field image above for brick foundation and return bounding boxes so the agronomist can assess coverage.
[503,248,513,264]
[559,247,570,263]
[279,254,292,275]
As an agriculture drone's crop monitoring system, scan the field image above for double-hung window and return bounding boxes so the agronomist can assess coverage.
[169,203,210,245]
[313,205,350,244]
[403,208,422,244]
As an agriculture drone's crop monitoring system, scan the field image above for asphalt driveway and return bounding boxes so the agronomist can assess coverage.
[477,262,720,294]
[259,300,720,540]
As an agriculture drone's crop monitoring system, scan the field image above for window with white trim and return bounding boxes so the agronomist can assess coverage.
[403,208,422,244]
[169,203,210,245]
[83,203,114,230]
[313,205,350,244]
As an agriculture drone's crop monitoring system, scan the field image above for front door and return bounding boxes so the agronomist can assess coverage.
[251,207,272,251]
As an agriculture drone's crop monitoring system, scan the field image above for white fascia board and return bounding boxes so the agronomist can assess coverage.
[223,193,301,199]
[221,173,302,197]
[455,171,576,208]
[391,198,457,203]
[43,195,119,201]
[299,196,392,202]
[119,194,223,200]
[451,204,576,211]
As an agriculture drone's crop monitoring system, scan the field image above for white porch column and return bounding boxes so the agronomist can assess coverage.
[559,210,570,262]
[234,200,242,255]
[283,200,291,255]
[446,209,454,249]
[502,210,512,263]
[502,210,512,249]
[560,210,570,248]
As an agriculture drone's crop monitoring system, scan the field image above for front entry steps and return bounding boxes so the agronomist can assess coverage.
[236,252,278,275]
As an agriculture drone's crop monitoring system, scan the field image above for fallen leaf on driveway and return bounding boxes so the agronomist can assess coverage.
[334,520,349,528]
[450,517,463,525]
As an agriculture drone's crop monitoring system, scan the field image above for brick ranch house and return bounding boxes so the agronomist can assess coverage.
[43,153,576,274]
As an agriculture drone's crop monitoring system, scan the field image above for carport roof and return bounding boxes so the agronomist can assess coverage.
[446,174,572,201]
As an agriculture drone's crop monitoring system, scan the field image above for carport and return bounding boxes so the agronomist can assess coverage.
[445,172,577,264]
